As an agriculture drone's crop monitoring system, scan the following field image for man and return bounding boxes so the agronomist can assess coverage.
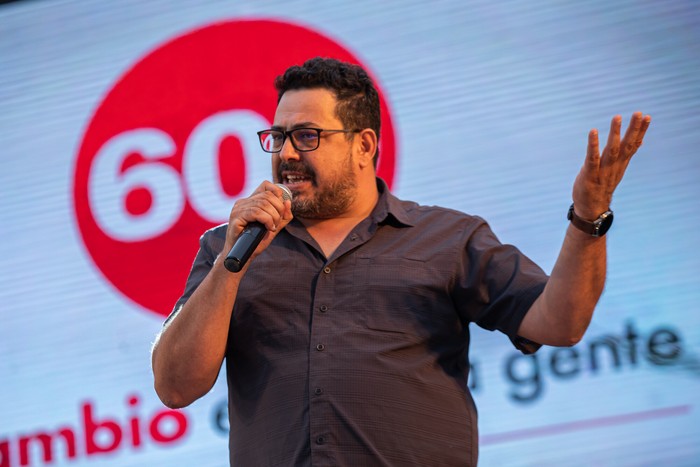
[151,57,651,466]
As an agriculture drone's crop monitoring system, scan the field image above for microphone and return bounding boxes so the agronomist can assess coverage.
[223,184,293,273]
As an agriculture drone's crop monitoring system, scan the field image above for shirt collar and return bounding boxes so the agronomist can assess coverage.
[371,177,414,228]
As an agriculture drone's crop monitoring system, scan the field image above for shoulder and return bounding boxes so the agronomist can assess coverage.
[199,223,228,256]
[391,194,488,233]
[200,223,228,241]
[201,222,228,239]
[378,178,486,231]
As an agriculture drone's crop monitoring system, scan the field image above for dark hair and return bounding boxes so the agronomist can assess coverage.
[275,57,381,165]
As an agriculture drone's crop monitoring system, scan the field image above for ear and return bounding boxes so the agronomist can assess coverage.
[356,128,378,169]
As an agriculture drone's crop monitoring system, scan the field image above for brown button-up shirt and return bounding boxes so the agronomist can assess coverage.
[171,179,548,466]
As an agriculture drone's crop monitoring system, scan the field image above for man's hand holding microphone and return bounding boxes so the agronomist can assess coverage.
[223,181,294,273]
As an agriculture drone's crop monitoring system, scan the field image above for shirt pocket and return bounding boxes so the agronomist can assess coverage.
[233,255,306,339]
[351,255,459,340]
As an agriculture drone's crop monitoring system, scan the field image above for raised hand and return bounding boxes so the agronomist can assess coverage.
[572,112,651,220]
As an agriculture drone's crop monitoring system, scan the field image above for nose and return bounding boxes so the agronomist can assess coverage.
[278,136,300,162]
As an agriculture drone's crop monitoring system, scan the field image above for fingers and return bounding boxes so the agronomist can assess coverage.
[231,181,291,233]
[586,128,600,168]
[253,180,288,199]
[249,193,287,231]
[621,112,643,155]
[261,181,294,226]
[599,112,652,170]
[605,114,622,160]
[619,112,652,157]
[635,114,652,149]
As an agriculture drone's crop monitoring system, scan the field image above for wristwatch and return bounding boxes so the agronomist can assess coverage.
[567,203,614,237]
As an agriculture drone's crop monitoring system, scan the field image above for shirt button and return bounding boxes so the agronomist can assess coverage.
[350,234,358,241]
[323,266,332,274]
[316,436,325,445]
[320,305,328,313]
[316,343,325,351]
[314,387,323,395]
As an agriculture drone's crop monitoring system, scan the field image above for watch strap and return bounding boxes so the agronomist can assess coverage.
[567,203,614,237]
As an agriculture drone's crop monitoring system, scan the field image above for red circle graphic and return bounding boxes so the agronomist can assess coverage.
[73,19,397,317]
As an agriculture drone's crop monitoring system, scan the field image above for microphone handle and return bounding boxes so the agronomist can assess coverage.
[223,222,266,273]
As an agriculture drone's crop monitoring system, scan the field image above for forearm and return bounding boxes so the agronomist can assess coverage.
[519,112,650,347]
[152,257,242,408]
[519,224,606,346]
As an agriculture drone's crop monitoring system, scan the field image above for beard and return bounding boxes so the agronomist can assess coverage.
[278,151,357,219]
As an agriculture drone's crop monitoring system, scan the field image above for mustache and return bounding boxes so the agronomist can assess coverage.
[278,161,315,179]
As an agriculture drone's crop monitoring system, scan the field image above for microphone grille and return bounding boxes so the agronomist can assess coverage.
[275,183,293,202]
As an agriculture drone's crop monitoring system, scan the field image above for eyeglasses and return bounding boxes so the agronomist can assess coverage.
[257,127,360,153]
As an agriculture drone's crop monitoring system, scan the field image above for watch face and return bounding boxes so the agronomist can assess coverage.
[568,204,614,237]
[594,211,614,236]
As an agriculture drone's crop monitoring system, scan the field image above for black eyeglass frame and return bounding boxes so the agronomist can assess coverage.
[256,127,360,153]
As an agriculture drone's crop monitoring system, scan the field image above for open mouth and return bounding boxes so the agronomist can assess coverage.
[281,171,313,189]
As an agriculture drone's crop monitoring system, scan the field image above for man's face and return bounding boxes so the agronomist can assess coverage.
[271,88,358,219]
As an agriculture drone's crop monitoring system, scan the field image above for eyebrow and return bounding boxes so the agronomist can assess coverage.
[270,122,319,131]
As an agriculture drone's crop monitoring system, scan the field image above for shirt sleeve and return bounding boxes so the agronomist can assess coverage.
[163,224,227,326]
[453,218,548,354]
